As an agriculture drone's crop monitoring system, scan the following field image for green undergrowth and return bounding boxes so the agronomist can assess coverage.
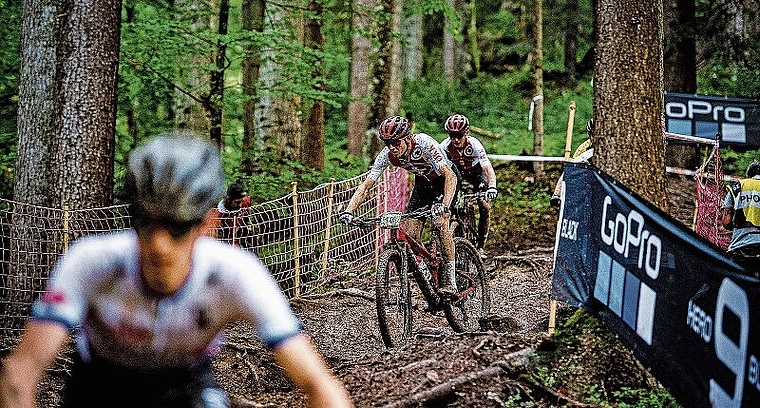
[526,309,681,408]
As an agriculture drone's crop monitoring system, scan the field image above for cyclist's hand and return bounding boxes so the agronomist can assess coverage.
[338,212,353,225]
[431,203,448,219]
[485,187,498,201]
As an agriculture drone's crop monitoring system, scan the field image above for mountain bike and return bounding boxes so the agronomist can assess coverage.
[449,189,485,246]
[352,207,490,348]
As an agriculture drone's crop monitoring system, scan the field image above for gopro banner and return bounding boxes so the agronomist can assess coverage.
[665,92,760,147]
[552,163,760,408]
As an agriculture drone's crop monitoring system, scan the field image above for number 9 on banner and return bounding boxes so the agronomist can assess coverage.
[710,278,749,408]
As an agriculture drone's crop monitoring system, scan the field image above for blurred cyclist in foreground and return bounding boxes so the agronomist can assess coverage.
[0,131,353,408]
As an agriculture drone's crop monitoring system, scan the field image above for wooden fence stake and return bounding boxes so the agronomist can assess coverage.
[292,182,301,299]
[548,100,576,335]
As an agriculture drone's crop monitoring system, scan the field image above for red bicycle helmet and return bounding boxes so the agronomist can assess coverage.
[379,116,411,141]
[444,114,469,136]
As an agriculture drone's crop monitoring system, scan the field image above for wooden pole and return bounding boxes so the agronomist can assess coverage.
[291,182,301,299]
[321,178,336,274]
[63,205,70,252]
[548,101,576,335]
[563,101,576,160]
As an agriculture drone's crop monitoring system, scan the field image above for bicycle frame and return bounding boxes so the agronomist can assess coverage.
[350,206,490,347]
[381,212,445,307]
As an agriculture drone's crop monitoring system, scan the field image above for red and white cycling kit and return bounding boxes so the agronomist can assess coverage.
[440,135,491,174]
[32,230,302,369]
[368,133,452,182]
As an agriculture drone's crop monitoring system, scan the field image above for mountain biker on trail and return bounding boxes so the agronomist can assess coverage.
[338,115,462,298]
[440,114,498,260]
[0,132,353,408]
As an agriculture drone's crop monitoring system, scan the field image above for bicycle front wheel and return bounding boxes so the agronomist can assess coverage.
[376,248,412,348]
[442,237,490,333]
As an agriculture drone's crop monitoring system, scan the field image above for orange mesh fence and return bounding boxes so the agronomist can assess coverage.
[0,170,410,342]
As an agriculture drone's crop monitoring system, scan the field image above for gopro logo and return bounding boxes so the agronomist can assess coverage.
[665,100,747,143]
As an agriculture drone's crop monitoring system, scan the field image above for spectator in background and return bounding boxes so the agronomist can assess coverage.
[0,132,354,408]
[722,161,760,275]
[440,114,498,259]
[214,182,252,246]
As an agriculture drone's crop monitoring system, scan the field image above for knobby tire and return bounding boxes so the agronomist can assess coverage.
[442,238,490,333]
[376,248,412,348]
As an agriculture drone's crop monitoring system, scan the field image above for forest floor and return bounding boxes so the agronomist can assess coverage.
[37,163,696,407]
[213,163,696,408]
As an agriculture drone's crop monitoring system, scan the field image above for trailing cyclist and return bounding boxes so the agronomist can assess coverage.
[338,115,462,298]
[440,114,498,259]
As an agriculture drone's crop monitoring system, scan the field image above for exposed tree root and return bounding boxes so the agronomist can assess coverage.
[296,288,375,302]
[378,347,532,408]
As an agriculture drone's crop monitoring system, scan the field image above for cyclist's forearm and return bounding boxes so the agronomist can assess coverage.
[345,179,374,213]
[441,166,457,207]
[0,357,39,408]
[483,163,497,188]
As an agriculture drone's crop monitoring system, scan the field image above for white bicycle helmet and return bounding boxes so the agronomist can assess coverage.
[126,130,225,225]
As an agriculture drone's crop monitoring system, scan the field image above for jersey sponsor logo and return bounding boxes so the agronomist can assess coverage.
[40,290,66,304]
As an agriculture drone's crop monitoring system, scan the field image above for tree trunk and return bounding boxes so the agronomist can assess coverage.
[531,0,544,176]
[663,0,698,170]
[401,10,423,80]
[15,0,58,207]
[467,0,480,75]
[368,0,402,157]
[241,0,265,175]
[208,0,229,149]
[443,0,456,81]
[594,0,667,211]
[51,0,121,209]
[347,0,374,156]
[256,1,303,162]
[302,0,325,170]
[173,0,211,134]
[564,0,579,82]
[6,0,121,340]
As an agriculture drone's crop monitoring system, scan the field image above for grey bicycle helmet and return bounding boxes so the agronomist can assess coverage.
[125,130,225,225]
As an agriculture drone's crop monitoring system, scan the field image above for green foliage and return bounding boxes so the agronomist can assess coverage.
[612,386,682,408]
[402,73,593,159]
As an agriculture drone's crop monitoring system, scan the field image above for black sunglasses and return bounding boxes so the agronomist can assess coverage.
[384,138,404,147]
[132,214,199,239]
[448,132,466,139]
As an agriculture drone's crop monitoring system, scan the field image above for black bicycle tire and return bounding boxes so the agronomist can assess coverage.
[442,237,490,333]
[375,248,412,348]
[449,217,466,240]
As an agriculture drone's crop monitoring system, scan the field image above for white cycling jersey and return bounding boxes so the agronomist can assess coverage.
[32,230,302,369]
[368,133,452,182]
[440,135,491,172]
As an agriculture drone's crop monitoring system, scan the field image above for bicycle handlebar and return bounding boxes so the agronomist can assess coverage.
[351,206,432,229]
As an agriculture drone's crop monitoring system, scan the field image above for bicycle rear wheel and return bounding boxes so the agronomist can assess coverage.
[376,248,412,347]
[442,237,490,333]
